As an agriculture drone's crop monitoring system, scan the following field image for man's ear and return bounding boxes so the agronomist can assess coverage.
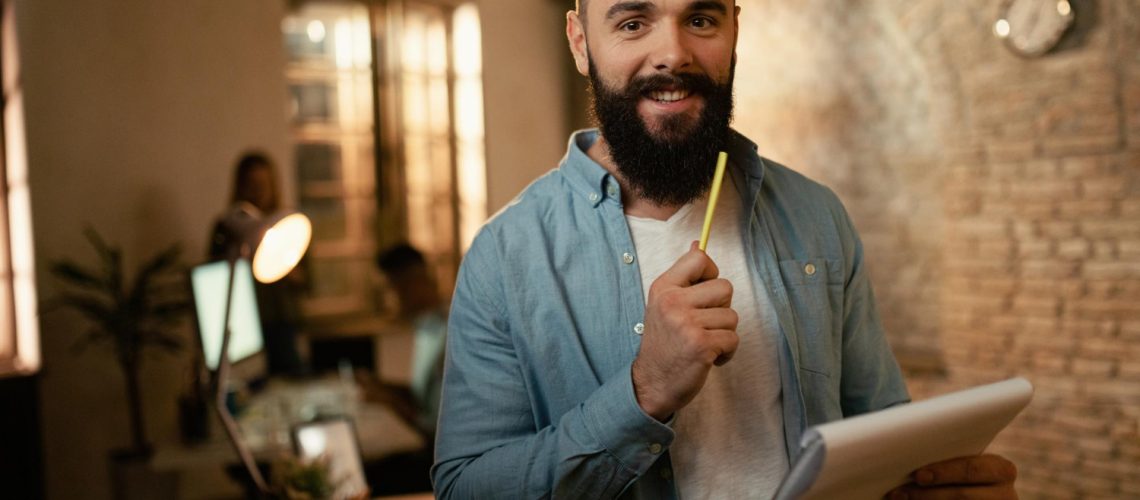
[567,10,590,77]
[733,5,741,51]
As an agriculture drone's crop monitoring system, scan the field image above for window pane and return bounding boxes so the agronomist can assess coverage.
[296,143,343,184]
[453,3,485,251]
[307,259,353,299]
[284,28,329,61]
[1,0,38,374]
[300,197,348,242]
[290,83,337,123]
[428,77,450,135]
[284,1,375,318]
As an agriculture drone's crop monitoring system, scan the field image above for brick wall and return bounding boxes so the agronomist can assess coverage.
[735,0,1140,497]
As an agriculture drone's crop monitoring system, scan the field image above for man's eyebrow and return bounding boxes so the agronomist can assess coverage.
[603,1,728,22]
[688,1,728,15]
[605,1,654,21]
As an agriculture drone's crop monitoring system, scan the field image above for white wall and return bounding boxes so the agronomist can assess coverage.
[18,1,290,498]
[478,0,572,212]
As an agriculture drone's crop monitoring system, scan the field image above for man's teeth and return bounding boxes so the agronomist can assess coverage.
[649,90,689,103]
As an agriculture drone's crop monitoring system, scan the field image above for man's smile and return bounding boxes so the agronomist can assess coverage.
[639,87,704,125]
[648,88,691,103]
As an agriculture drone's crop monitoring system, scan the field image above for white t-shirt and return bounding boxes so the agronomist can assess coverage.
[626,174,789,499]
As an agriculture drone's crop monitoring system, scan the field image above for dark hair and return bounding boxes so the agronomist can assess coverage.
[229,151,279,212]
[377,243,427,276]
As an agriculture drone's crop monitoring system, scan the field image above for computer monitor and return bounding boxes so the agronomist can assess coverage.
[190,259,267,379]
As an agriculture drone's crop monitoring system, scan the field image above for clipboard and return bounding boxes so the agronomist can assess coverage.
[774,377,1034,500]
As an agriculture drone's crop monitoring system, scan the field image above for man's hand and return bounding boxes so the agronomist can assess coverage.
[632,242,739,421]
[886,454,1018,499]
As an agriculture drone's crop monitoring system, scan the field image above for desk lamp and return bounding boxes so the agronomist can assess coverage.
[215,212,312,494]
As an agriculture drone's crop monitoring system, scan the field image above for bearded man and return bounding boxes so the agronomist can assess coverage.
[431,1,1018,498]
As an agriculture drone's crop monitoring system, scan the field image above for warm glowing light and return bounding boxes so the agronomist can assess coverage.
[298,427,328,456]
[994,19,1011,38]
[252,213,312,284]
[427,19,448,76]
[453,5,482,76]
[334,19,352,69]
[2,0,38,375]
[429,79,450,134]
[453,3,486,251]
[1057,1,1071,16]
[455,81,484,138]
[353,18,371,68]
[402,13,426,73]
[306,20,326,43]
[402,80,428,133]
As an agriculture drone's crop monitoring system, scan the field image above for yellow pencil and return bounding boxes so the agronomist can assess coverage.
[698,152,729,252]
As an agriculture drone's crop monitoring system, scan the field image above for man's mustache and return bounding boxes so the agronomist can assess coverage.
[622,72,720,98]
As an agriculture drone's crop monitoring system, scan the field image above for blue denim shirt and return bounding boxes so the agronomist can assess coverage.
[432,130,909,499]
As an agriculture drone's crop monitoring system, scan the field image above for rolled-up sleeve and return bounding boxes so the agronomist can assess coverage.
[830,197,911,416]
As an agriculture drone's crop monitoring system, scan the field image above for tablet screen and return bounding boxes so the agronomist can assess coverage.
[294,418,369,498]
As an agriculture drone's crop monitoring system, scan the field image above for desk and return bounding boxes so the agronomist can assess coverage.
[152,378,424,479]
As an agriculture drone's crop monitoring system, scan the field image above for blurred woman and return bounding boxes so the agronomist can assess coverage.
[208,151,306,377]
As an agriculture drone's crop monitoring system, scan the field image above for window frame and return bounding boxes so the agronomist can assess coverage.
[284,0,486,319]
[0,0,40,378]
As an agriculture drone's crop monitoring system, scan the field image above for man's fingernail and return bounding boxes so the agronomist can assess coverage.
[916,469,934,485]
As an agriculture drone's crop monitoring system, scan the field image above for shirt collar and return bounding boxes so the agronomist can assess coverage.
[561,129,613,207]
[559,128,767,208]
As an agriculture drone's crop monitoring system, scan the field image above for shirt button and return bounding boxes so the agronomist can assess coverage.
[608,186,619,198]
[588,193,599,202]
[660,467,673,480]
[622,252,635,264]
[633,322,645,335]
[648,443,663,454]
[804,263,817,276]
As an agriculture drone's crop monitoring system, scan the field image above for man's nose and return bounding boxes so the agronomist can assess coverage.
[648,24,693,72]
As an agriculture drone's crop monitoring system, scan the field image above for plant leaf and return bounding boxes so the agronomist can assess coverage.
[49,261,105,290]
[70,326,113,354]
[141,330,183,353]
[82,225,112,257]
[82,226,124,299]
[51,227,194,363]
[54,292,115,326]
[81,226,127,300]
[128,243,184,312]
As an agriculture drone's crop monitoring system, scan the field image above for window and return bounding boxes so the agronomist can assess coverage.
[284,2,377,317]
[284,0,485,317]
[0,0,39,377]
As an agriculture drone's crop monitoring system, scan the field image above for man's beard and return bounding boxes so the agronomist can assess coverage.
[588,58,735,206]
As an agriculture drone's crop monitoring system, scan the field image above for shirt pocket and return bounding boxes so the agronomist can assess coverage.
[778,258,844,378]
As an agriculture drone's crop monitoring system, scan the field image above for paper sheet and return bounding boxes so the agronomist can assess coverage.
[774,377,1034,500]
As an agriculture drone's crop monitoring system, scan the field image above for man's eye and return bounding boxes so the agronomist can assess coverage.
[620,21,643,32]
[690,16,715,29]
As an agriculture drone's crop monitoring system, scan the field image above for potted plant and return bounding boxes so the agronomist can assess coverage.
[47,227,191,497]
[271,455,370,500]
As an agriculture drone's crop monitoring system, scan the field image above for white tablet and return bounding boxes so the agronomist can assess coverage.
[293,417,369,499]
[775,377,1034,500]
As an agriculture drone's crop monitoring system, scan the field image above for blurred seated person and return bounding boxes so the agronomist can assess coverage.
[208,151,307,377]
[355,243,446,495]
[366,243,447,440]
